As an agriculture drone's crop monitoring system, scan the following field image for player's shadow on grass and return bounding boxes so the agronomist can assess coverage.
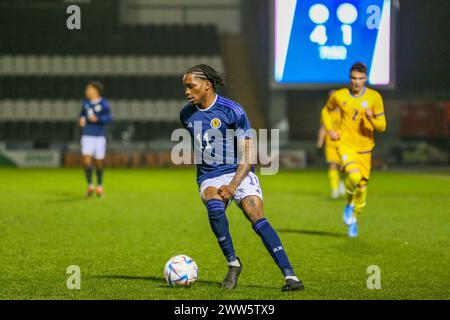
[92,274,206,287]
[276,228,345,238]
[91,275,278,289]
[42,192,86,204]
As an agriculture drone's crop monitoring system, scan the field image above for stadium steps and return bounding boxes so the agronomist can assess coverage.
[0,55,224,76]
[220,35,265,131]
[0,99,183,121]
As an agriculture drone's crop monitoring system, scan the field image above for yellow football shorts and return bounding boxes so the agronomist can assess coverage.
[325,145,341,165]
[338,145,372,181]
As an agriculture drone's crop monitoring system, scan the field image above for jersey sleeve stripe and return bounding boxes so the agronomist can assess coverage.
[222,100,244,116]
[374,112,385,116]
[222,101,242,115]
[220,97,244,115]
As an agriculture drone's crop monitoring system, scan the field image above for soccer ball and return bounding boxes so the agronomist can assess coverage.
[164,255,198,286]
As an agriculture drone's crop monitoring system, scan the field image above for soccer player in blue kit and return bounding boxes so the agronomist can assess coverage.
[180,65,304,291]
[79,81,113,197]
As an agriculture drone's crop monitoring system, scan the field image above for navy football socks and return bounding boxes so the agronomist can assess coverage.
[96,168,103,186]
[253,218,295,277]
[84,166,93,185]
[206,199,237,263]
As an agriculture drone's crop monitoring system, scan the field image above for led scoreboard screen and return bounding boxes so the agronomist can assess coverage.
[273,0,394,88]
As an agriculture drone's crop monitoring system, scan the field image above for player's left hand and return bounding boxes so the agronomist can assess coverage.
[217,185,235,201]
[365,108,374,120]
[88,114,98,122]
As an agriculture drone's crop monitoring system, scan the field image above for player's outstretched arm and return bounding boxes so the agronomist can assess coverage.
[217,138,254,201]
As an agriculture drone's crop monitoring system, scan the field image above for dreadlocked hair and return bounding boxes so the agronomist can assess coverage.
[186,64,225,90]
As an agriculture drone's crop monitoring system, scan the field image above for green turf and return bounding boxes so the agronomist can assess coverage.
[0,168,449,300]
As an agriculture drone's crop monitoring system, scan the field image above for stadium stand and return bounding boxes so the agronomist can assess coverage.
[0,2,225,144]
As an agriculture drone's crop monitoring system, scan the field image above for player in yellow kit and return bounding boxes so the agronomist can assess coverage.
[316,92,345,199]
[321,62,386,237]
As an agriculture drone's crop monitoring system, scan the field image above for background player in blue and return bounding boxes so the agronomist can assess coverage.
[79,81,112,197]
[180,65,304,291]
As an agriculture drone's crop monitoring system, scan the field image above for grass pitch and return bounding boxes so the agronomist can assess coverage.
[0,168,449,300]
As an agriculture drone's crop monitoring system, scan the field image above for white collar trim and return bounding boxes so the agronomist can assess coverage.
[196,94,218,112]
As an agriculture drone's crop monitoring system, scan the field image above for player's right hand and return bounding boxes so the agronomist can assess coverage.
[365,108,374,120]
[327,129,340,141]
[79,117,86,127]
[88,114,98,123]
[217,185,235,201]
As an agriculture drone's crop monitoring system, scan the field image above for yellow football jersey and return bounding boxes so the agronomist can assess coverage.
[325,87,386,152]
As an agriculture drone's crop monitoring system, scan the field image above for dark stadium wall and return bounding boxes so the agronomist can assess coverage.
[241,0,271,114]
[0,0,119,29]
[395,0,450,92]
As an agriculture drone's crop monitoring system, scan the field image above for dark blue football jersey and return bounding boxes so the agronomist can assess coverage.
[180,95,253,186]
[79,98,113,137]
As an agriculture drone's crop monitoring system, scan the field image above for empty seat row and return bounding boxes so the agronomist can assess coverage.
[0,120,179,142]
[0,99,184,121]
[0,4,119,28]
[0,25,220,55]
[0,121,76,142]
[0,55,224,76]
[0,76,188,100]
